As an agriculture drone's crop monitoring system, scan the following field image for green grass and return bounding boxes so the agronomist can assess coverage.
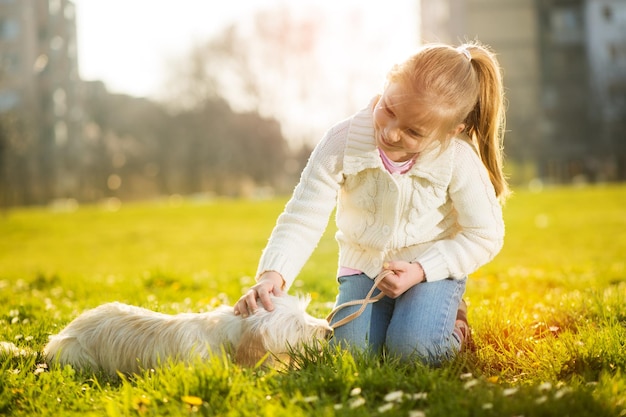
[1,185,625,416]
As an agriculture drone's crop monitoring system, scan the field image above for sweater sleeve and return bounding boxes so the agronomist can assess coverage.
[416,140,505,281]
[256,122,347,289]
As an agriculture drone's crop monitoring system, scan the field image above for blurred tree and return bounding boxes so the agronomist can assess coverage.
[80,81,290,201]
[80,83,171,201]
[167,98,288,196]
[155,6,326,197]
[163,6,323,146]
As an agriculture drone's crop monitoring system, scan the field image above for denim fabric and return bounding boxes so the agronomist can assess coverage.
[329,273,466,365]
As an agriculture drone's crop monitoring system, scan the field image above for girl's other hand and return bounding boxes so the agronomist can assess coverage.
[379,260,425,298]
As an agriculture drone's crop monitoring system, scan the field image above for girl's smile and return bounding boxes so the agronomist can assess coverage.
[372,82,435,162]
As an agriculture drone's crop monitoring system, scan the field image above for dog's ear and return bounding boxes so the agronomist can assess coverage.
[234,327,270,367]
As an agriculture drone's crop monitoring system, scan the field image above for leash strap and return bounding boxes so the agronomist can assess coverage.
[326,270,392,330]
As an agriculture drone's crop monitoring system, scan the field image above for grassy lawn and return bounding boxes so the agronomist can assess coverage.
[0,184,625,416]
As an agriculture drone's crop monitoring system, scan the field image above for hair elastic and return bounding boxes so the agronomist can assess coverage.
[457,46,472,62]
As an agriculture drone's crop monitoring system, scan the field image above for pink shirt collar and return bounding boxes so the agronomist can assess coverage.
[378,148,417,174]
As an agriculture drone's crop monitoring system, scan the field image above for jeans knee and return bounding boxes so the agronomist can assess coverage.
[386,335,459,365]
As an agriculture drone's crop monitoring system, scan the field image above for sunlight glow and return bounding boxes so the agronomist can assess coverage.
[73,0,419,145]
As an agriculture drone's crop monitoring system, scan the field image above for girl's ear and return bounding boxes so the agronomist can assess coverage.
[451,123,466,136]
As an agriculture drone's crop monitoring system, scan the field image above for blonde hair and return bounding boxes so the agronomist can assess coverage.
[387,41,510,202]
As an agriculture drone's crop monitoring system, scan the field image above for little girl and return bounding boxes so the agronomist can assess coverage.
[234,41,509,364]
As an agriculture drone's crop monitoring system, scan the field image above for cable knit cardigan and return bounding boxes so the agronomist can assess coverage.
[256,102,505,290]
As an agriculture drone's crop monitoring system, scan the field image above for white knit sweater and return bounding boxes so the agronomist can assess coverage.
[257,102,505,289]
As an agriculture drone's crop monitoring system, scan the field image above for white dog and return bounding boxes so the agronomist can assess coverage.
[43,294,331,376]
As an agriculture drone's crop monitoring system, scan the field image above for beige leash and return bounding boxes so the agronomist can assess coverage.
[326,270,392,329]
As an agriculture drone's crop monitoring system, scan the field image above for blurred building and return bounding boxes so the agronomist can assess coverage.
[420,0,626,183]
[0,0,82,205]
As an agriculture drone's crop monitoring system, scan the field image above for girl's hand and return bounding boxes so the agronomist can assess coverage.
[233,271,285,318]
[379,261,426,298]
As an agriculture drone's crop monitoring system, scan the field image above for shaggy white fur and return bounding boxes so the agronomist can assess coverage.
[43,294,331,376]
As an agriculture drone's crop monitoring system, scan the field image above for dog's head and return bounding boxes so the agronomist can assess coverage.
[234,294,331,367]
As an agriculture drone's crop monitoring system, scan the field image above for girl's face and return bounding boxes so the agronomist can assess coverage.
[373,82,439,162]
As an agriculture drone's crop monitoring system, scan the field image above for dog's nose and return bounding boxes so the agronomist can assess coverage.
[322,327,333,339]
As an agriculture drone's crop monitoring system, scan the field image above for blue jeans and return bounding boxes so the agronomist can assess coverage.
[329,273,466,365]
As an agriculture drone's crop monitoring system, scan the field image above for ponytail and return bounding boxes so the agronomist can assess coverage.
[463,43,510,202]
